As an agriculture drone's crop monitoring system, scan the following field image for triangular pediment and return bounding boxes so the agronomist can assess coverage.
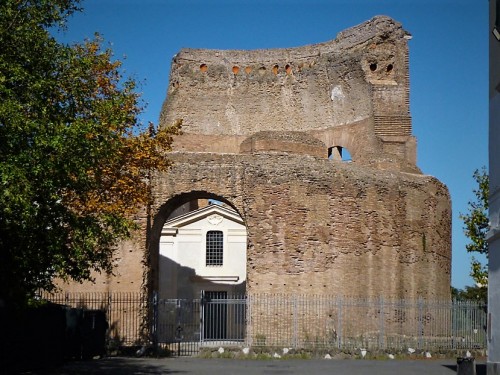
[162,204,244,230]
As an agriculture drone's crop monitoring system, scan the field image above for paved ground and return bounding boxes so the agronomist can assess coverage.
[17,357,486,375]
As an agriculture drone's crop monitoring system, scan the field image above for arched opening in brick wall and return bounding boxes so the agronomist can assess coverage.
[151,192,248,303]
[328,146,352,162]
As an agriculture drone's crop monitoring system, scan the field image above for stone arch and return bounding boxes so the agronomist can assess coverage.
[155,191,243,223]
[328,146,352,162]
[151,191,247,298]
[309,119,381,166]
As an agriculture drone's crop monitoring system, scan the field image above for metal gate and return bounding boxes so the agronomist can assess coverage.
[156,297,201,356]
[202,291,228,340]
[155,293,246,356]
[201,292,246,343]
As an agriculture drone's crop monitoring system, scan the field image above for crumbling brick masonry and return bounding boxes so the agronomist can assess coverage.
[62,16,451,301]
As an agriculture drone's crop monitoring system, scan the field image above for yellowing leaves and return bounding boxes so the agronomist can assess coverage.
[1,0,185,303]
[63,119,182,219]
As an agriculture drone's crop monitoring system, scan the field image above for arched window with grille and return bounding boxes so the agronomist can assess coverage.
[206,230,223,266]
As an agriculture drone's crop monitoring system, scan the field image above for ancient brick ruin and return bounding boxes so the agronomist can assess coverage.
[62,16,451,301]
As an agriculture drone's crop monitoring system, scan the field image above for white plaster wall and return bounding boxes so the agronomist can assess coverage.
[488,92,500,374]
[159,237,177,299]
[159,210,247,299]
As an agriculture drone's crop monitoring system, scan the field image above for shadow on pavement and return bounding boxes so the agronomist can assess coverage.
[16,357,187,375]
[442,363,486,375]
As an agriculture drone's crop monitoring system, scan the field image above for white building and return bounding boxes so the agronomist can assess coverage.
[489,1,500,373]
[158,204,247,300]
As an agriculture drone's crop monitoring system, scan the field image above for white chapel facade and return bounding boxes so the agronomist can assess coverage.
[159,204,247,300]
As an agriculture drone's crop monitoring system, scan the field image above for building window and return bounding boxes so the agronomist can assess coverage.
[206,230,223,266]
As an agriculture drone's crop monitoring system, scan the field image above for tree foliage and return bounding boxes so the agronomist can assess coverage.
[451,285,487,304]
[459,167,489,289]
[0,0,180,305]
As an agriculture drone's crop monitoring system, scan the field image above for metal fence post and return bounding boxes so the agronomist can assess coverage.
[107,293,112,317]
[418,298,423,350]
[246,294,252,347]
[337,296,343,349]
[151,291,158,353]
[200,292,205,343]
[293,295,298,348]
[379,296,385,349]
[452,299,457,350]
[106,292,112,351]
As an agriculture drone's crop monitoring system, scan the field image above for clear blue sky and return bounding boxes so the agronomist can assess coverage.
[56,0,488,290]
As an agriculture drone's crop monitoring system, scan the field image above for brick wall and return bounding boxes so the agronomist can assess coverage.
[59,16,451,302]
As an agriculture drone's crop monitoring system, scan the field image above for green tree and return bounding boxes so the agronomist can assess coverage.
[0,0,180,306]
[451,285,487,303]
[460,167,489,290]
